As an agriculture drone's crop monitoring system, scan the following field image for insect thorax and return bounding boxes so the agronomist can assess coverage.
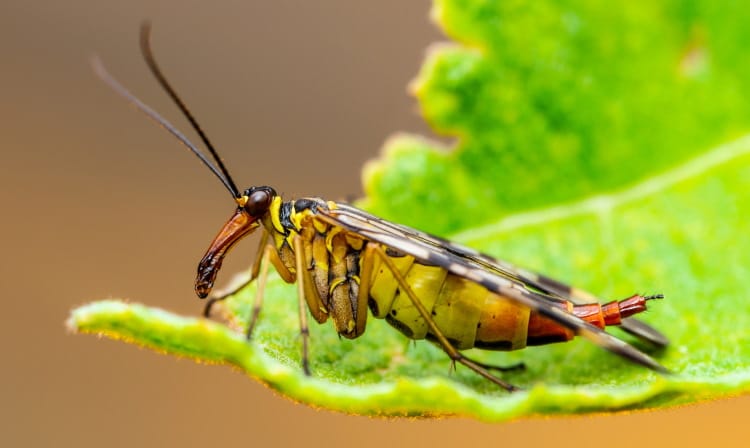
[261,196,366,338]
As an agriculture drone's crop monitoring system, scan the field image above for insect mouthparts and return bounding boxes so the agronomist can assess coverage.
[195,279,213,299]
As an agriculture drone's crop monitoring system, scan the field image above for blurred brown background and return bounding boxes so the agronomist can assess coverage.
[2,1,747,447]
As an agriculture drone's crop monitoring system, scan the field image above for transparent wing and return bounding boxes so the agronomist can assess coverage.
[327,203,668,348]
[316,203,668,373]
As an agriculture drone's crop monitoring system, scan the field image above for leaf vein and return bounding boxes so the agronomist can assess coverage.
[455,133,750,243]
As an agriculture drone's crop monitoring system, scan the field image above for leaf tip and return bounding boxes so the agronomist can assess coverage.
[66,299,126,333]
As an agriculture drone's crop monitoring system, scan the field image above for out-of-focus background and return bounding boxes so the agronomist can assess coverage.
[2,1,747,446]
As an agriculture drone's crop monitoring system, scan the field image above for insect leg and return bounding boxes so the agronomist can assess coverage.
[365,243,519,392]
[203,231,271,317]
[238,240,305,341]
[293,235,313,376]
[245,243,274,340]
[470,359,525,373]
[207,238,296,340]
[351,240,377,336]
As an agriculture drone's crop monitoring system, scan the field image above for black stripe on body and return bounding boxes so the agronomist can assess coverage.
[279,201,294,234]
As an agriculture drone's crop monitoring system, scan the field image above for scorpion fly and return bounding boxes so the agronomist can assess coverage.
[93,23,669,391]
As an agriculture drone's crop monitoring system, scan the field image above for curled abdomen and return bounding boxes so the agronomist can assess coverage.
[524,294,656,346]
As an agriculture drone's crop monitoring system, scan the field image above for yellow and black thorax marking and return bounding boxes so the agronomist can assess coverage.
[263,197,367,338]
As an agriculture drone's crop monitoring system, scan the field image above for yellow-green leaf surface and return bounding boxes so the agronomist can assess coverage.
[70,0,750,420]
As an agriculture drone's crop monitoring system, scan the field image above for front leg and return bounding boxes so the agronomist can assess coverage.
[203,231,272,318]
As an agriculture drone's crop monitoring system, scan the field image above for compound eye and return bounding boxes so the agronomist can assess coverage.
[245,189,272,217]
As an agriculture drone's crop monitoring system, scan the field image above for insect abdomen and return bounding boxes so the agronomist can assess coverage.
[368,252,531,350]
[367,251,656,351]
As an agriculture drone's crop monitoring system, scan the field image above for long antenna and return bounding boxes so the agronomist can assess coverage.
[139,21,241,198]
[92,56,240,198]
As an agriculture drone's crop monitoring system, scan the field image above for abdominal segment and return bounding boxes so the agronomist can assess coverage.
[367,251,647,351]
[367,252,532,351]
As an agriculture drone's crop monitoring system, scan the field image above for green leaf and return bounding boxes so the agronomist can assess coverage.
[70,0,750,419]
[362,0,750,234]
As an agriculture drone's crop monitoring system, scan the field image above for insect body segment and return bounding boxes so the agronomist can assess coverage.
[95,23,670,391]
